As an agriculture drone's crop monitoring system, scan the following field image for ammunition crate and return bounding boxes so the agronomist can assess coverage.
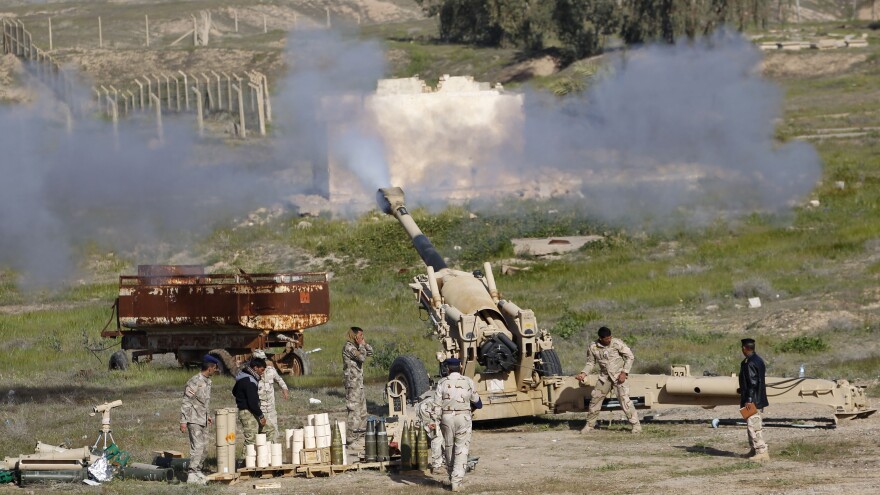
[299,447,331,465]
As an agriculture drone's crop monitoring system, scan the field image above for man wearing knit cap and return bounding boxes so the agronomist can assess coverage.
[180,354,219,484]
[739,337,769,461]
[342,326,373,445]
[252,349,289,441]
[233,358,276,447]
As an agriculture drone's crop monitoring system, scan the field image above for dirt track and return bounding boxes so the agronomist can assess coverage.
[203,403,879,495]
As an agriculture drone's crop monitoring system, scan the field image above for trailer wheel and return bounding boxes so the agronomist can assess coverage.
[388,355,431,404]
[208,349,239,376]
[536,349,563,376]
[109,350,129,371]
[290,348,311,376]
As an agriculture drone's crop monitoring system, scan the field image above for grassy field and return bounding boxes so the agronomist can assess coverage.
[2,3,880,488]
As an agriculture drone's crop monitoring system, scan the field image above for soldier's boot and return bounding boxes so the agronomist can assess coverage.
[186,472,202,484]
[631,422,642,434]
[739,449,756,459]
[748,450,770,462]
[579,422,596,434]
[450,483,462,492]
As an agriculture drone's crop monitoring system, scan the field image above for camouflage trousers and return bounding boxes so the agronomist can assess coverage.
[427,428,445,470]
[345,383,367,443]
[186,422,209,473]
[260,397,280,442]
[585,376,640,428]
[440,412,472,486]
[237,409,277,446]
[747,412,768,453]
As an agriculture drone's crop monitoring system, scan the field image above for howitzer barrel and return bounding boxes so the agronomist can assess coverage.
[665,376,739,397]
[377,187,447,272]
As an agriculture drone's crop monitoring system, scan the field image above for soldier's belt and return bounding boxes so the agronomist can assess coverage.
[441,410,470,415]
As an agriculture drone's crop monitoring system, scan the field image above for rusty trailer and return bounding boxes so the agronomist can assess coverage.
[102,265,330,374]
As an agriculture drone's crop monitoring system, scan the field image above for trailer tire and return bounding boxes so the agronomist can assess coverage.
[109,350,129,371]
[291,348,311,376]
[208,349,239,376]
[388,355,431,405]
[536,349,563,376]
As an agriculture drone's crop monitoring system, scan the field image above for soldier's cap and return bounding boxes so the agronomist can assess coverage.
[443,358,461,367]
[741,338,756,346]
[350,326,364,333]
[203,354,221,366]
[252,349,267,359]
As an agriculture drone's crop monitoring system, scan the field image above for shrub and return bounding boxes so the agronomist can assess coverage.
[732,277,774,299]
[775,336,828,354]
[369,340,416,371]
[552,308,601,340]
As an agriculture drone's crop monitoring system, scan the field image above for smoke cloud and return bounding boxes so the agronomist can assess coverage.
[0,28,821,285]
[516,31,821,227]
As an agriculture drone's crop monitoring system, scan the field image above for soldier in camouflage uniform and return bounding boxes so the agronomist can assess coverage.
[342,326,373,444]
[575,326,642,434]
[252,350,289,441]
[437,358,482,492]
[180,355,219,484]
[416,390,445,474]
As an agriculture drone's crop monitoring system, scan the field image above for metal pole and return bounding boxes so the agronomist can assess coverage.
[192,86,204,137]
[150,93,162,142]
[201,72,213,109]
[234,10,238,32]
[98,16,102,48]
[221,71,232,110]
[145,14,149,47]
[173,75,180,111]
[178,70,189,110]
[233,83,246,138]
[48,17,52,51]
[211,70,222,110]
[135,78,144,109]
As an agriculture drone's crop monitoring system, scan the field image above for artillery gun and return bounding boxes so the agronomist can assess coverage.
[378,187,874,423]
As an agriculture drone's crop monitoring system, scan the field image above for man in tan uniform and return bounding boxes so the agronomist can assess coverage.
[180,355,219,484]
[416,389,445,474]
[342,326,373,445]
[575,326,641,434]
[437,358,482,492]
[252,349,289,441]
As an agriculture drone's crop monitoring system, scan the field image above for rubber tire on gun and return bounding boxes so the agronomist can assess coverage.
[388,355,431,404]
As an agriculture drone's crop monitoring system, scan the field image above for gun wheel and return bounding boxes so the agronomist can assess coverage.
[388,355,431,404]
[536,349,563,376]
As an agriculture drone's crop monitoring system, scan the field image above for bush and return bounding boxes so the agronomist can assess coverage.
[369,340,416,371]
[732,277,775,299]
[775,336,828,354]
[552,308,601,340]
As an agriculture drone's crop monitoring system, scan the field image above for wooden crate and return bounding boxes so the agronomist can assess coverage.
[299,447,331,465]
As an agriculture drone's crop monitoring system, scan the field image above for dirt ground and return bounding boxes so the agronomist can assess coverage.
[195,402,880,495]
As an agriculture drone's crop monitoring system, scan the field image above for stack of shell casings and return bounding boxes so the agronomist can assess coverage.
[214,408,237,474]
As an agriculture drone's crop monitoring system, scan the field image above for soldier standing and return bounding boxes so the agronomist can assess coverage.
[233,358,276,446]
[416,389,445,475]
[180,355,219,484]
[575,326,642,434]
[252,349,289,441]
[437,358,482,492]
[739,337,769,461]
[342,326,373,445]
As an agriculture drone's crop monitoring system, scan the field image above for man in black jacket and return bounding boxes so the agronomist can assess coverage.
[739,338,769,461]
[233,358,276,446]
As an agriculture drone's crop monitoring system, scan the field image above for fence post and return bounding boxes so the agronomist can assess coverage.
[173,75,180,111]
[211,70,222,110]
[98,16,103,48]
[233,83,246,138]
[192,86,204,137]
[178,70,189,110]
[163,74,172,110]
[145,15,150,47]
[221,71,232,110]
[134,78,144,109]
[150,92,162,142]
[248,81,265,136]
[201,72,213,110]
